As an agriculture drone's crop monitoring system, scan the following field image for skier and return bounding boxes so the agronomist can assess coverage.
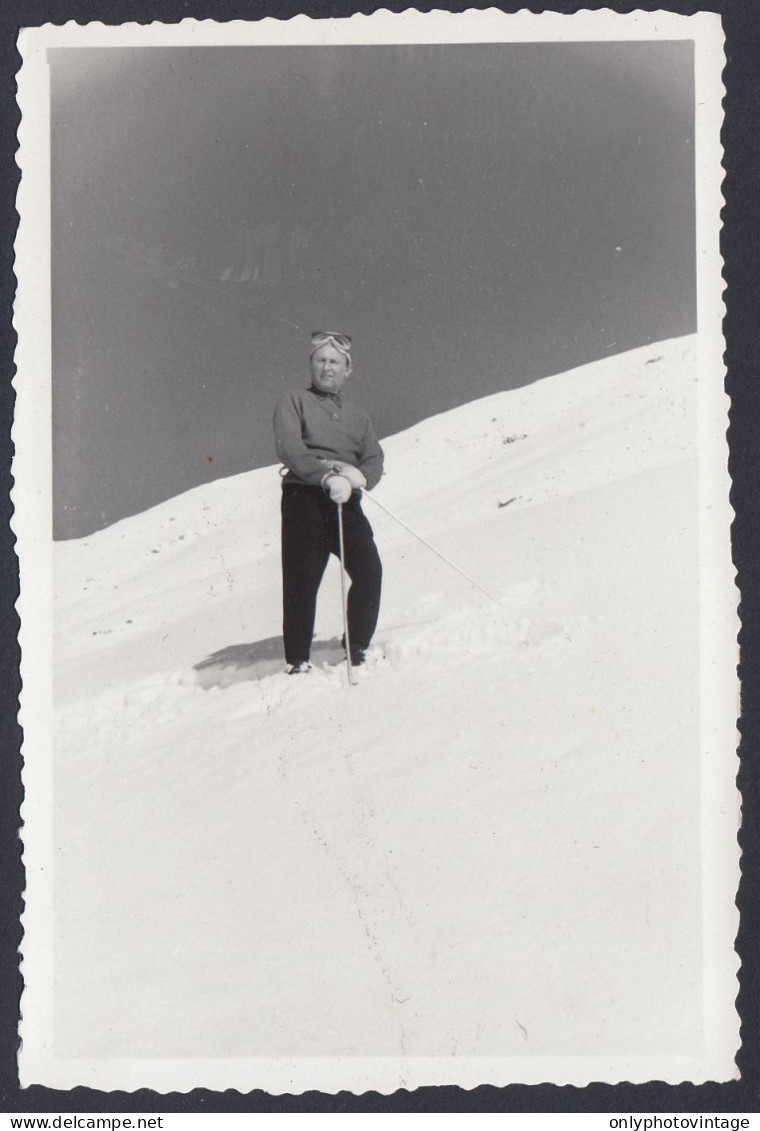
[272,331,384,674]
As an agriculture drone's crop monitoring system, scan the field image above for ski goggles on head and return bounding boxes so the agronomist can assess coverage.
[310,330,352,357]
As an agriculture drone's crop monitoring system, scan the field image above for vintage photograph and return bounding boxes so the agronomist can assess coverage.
[13,9,736,1093]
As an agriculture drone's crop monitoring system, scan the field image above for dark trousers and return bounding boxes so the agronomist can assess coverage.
[281,483,383,665]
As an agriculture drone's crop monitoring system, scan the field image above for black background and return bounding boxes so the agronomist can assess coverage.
[1,0,758,1115]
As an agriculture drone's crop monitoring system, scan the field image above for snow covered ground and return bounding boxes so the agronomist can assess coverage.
[53,337,703,1069]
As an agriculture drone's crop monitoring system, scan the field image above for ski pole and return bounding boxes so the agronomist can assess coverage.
[336,503,356,687]
[362,491,503,608]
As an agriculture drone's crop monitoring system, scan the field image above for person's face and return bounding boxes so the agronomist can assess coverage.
[310,345,351,394]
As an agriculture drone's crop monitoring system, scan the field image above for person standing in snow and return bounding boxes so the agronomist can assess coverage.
[272,331,384,674]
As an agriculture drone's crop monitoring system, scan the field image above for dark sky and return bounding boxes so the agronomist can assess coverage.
[50,42,695,539]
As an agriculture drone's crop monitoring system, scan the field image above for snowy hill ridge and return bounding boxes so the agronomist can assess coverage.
[55,334,695,696]
[52,334,703,1072]
[381,333,695,509]
[61,333,695,553]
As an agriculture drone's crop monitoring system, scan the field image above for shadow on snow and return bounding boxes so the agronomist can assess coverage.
[193,636,345,689]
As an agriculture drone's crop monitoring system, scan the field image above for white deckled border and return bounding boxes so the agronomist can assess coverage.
[16,7,726,48]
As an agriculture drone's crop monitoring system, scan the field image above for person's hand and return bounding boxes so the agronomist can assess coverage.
[325,475,352,505]
[337,464,367,490]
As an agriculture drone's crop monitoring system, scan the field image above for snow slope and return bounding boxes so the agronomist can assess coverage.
[53,336,702,1071]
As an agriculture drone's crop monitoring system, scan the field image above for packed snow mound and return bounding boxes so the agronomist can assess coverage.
[52,335,703,1067]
